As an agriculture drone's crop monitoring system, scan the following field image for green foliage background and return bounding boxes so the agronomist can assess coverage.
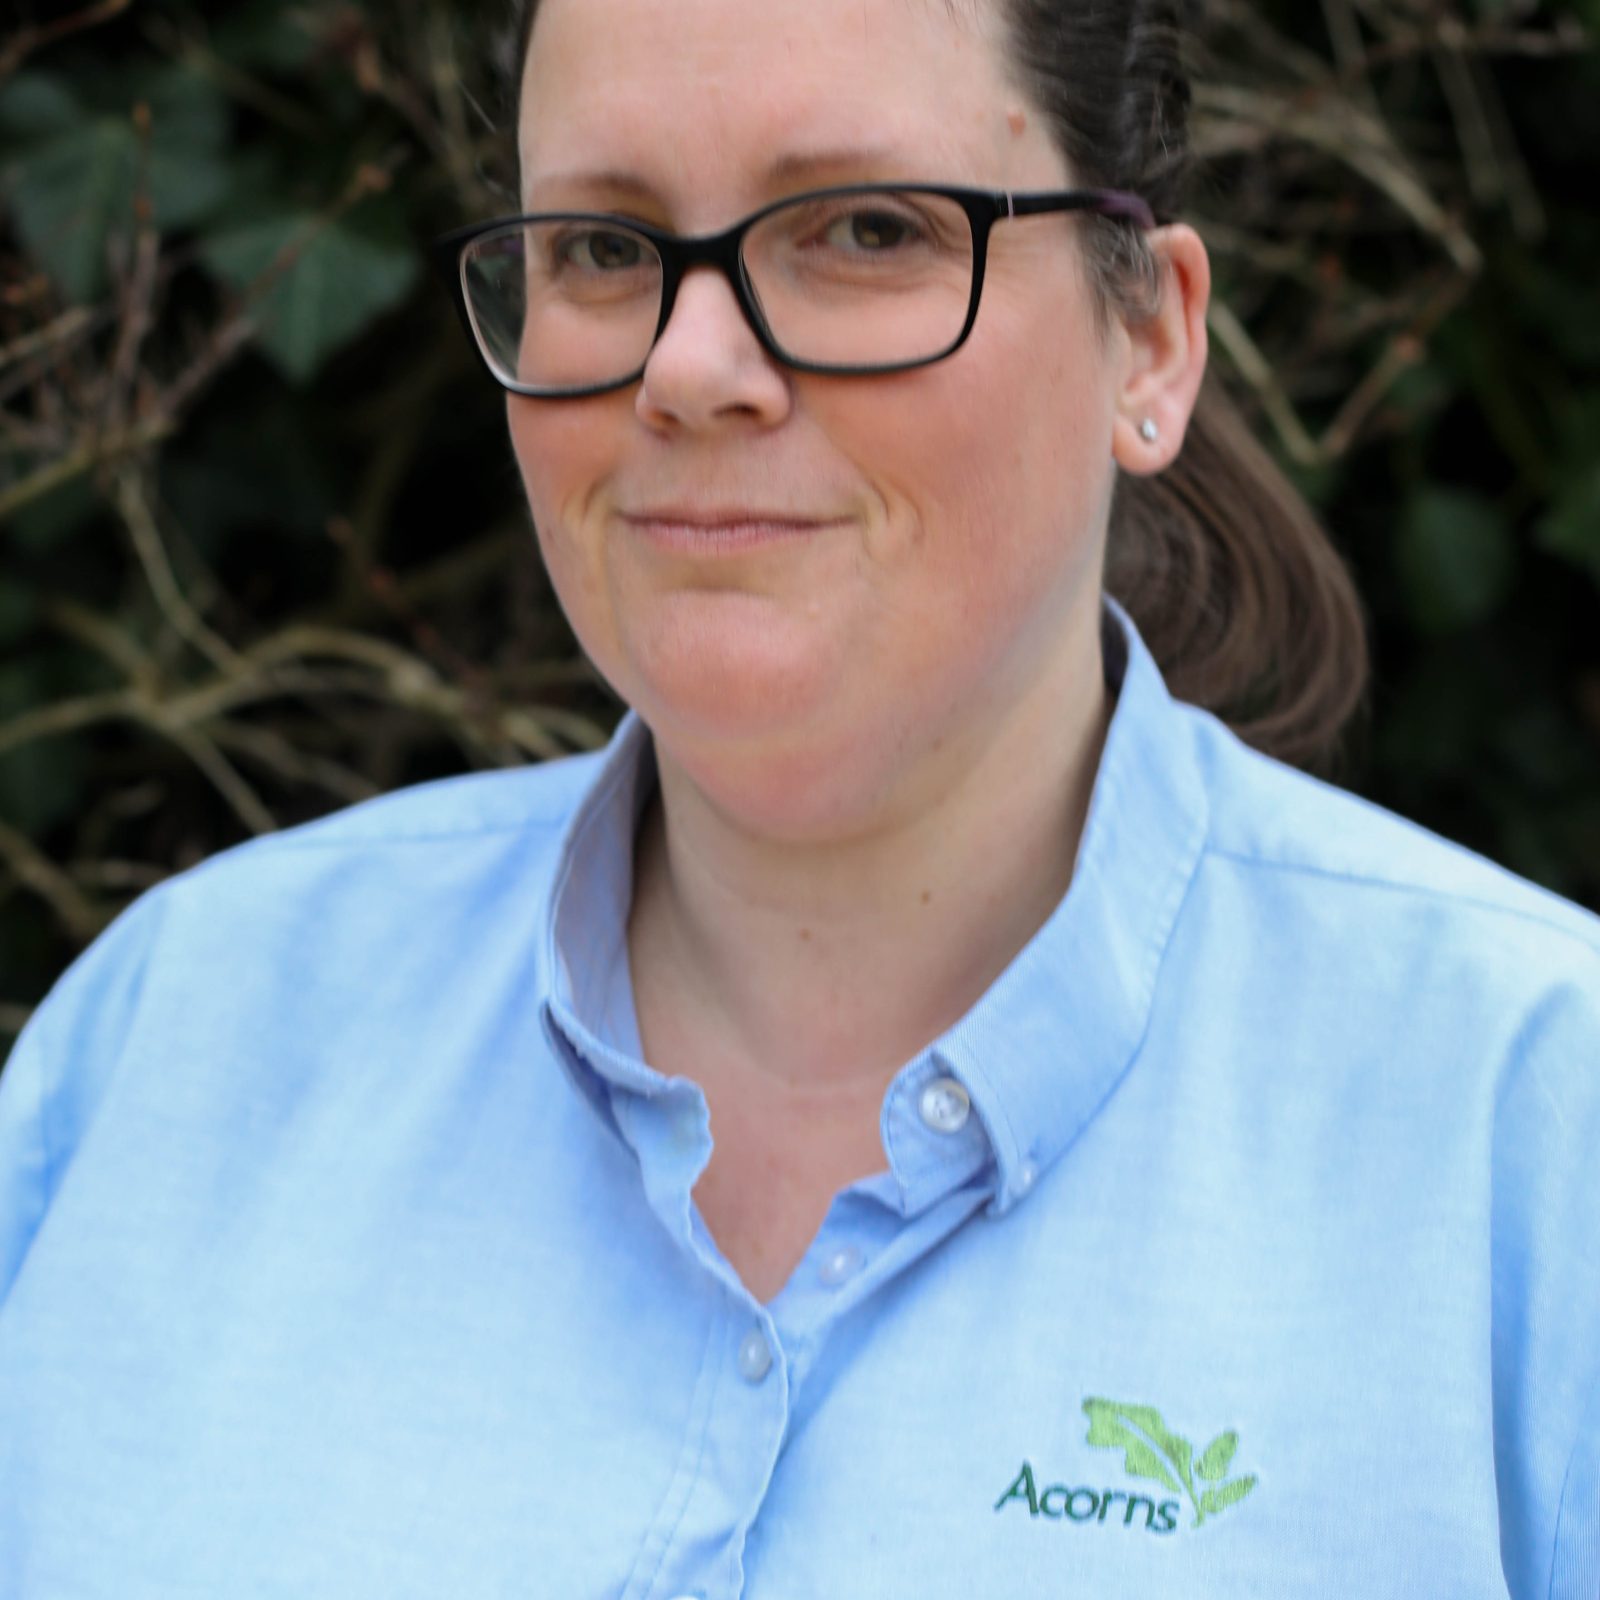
[2,0,1598,1051]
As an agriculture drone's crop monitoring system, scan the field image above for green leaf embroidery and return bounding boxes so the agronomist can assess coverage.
[1199,1475,1258,1517]
[1084,1399,1255,1529]
[1196,1430,1238,1481]
[1121,1438,1183,1494]
[1082,1399,1187,1497]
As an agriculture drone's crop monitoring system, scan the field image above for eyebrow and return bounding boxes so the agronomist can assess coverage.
[526,145,914,205]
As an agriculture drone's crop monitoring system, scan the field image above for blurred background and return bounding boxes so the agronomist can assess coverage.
[2,0,1598,1055]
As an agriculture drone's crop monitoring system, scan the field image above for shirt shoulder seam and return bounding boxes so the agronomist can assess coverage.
[1203,843,1600,956]
[175,811,576,879]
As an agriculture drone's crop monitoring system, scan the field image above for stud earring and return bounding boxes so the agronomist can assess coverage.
[1138,419,1159,443]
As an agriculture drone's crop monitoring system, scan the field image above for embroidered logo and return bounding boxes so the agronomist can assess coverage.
[992,1398,1258,1536]
[1082,1398,1258,1528]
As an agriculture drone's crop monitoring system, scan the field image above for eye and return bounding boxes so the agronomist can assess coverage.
[822,207,925,253]
[555,227,648,272]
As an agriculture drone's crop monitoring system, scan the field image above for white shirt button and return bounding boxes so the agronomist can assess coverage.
[818,1244,865,1288]
[737,1327,773,1383]
[919,1076,971,1134]
[1017,1160,1038,1194]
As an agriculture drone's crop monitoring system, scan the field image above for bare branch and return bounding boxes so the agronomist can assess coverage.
[43,596,161,691]
[141,13,324,136]
[208,722,382,806]
[157,721,278,836]
[0,690,140,760]
[1319,273,1476,458]
[0,417,174,523]
[0,0,133,81]
[67,858,168,893]
[0,818,108,942]
[101,103,164,430]
[1196,83,1484,275]
[0,308,95,373]
[111,466,240,672]
[1208,299,1323,466]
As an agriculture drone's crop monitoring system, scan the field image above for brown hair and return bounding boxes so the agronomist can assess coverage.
[506,0,1369,771]
[1001,0,1368,770]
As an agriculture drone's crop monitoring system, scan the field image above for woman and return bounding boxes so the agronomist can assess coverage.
[0,0,1595,1592]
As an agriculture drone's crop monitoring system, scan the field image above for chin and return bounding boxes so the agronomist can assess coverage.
[617,594,846,737]
[623,651,899,841]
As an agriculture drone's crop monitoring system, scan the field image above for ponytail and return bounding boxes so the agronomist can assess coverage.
[1107,376,1369,770]
[1005,0,1370,768]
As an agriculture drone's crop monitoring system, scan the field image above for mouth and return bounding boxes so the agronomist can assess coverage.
[619,510,845,554]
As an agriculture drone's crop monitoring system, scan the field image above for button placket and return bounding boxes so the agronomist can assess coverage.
[817,1244,865,1288]
[919,1076,971,1134]
[882,1063,993,1213]
[736,1325,773,1384]
[632,1306,790,1600]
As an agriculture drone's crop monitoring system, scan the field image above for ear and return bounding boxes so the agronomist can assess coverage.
[1110,223,1210,475]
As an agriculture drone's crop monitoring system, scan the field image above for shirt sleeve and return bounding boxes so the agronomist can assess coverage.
[0,890,168,1304]
[1491,944,1600,1600]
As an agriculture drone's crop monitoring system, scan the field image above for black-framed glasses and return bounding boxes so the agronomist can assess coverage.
[431,182,1156,398]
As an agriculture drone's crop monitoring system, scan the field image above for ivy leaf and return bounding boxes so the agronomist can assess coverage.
[1199,1475,1258,1518]
[211,0,321,72]
[0,72,79,137]
[0,66,231,301]
[1196,1430,1238,1482]
[1082,1398,1186,1494]
[139,67,233,230]
[0,96,130,302]
[1396,489,1515,634]
[200,197,419,383]
[1537,462,1600,585]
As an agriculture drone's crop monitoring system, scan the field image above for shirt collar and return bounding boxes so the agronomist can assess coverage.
[539,598,1210,1215]
[933,600,1210,1212]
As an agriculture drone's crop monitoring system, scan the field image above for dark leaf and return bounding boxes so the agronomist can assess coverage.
[201,197,420,383]
[1396,490,1516,633]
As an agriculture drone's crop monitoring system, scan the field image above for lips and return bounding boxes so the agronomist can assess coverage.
[620,507,844,554]
[622,508,830,527]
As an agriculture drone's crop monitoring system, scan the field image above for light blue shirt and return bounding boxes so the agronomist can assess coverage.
[1,603,1596,1597]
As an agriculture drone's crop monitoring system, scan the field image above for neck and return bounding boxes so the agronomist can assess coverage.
[627,623,1113,1097]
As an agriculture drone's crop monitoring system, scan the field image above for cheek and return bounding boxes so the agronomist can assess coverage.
[846,314,1114,631]
[499,279,1117,763]
[506,393,599,543]
[506,394,623,657]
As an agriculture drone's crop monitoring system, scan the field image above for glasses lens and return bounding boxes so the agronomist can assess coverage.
[455,190,976,392]
[744,189,974,368]
[459,218,663,392]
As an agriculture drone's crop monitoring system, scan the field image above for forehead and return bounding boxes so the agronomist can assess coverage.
[518,0,1029,215]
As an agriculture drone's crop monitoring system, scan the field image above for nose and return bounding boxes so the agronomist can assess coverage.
[635,264,792,431]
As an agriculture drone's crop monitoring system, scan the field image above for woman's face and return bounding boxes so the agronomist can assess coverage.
[511,0,1143,837]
